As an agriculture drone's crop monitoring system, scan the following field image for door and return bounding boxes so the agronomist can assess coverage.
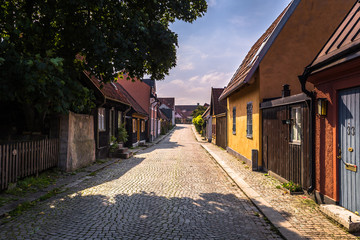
[339,87,360,213]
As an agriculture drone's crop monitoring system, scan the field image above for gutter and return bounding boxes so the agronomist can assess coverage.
[298,68,315,194]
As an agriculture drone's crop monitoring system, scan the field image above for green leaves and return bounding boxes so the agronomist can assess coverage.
[0,0,207,126]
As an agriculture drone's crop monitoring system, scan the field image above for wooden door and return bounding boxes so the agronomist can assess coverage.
[339,87,360,213]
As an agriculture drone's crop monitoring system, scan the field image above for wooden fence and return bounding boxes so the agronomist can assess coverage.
[0,139,59,190]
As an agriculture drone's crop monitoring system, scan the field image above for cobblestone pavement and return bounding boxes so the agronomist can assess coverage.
[0,125,282,240]
[195,128,359,240]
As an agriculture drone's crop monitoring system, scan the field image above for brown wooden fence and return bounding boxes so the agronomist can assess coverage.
[0,139,59,190]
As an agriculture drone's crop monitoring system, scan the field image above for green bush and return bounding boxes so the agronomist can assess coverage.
[117,123,128,143]
[192,115,204,133]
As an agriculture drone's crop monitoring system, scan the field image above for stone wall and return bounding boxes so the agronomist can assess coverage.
[59,112,95,172]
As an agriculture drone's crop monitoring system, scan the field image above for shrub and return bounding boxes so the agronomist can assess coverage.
[192,115,204,133]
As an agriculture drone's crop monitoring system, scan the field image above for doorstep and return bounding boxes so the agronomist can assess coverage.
[320,204,360,233]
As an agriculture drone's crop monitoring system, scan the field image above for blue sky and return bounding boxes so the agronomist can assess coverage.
[156,0,292,105]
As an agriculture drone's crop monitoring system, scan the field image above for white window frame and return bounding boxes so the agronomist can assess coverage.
[290,107,302,144]
[98,108,106,132]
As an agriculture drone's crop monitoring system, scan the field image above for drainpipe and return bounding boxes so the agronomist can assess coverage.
[298,68,315,194]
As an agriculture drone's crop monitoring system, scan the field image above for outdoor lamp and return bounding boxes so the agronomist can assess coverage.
[317,98,328,116]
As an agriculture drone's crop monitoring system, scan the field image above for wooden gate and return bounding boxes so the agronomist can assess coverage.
[339,87,360,213]
[216,115,227,149]
[261,98,310,188]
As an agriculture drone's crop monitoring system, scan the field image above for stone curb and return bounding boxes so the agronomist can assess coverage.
[191,125,304,240]
[0,127,175,219]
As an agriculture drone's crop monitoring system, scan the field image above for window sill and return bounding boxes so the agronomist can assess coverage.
[247,135,253,139]
[289,141,301,145]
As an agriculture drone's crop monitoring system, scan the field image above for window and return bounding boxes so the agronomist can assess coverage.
[290,107,302,143]
[98,108,105,131]
[141,120,145,133]
[232,107,236,135]
[132,119,137,133]
[246,102,253,138]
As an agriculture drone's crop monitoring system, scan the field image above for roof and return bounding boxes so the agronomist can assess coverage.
[307,1,360,74]
[116,83,148,116]
[201,106,211,119]
[158,98,175,109]
[142,79,155,88]
[84,71,130,105]
[158,109,169,121]
[175,105,199,119]
[211,88,227,115]
[219,1,298,100]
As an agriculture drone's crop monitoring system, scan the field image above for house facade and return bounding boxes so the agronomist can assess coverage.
[159,98,175,126]
[84,72,131,158]
[219,0,354,183]
[210,88,227,149]
[301,1,360,213]
[142,79,160,142]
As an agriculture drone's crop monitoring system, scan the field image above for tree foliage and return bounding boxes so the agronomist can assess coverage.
[0,0,207,127]
[191,105,207,118]
[192,115,204,133]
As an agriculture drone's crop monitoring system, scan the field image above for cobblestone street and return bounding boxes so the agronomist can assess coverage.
[0,125,281,240]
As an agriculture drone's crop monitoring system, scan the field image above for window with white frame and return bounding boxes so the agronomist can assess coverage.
[290,107,302,143]
[246,102,253,138]
[98,108,105,131]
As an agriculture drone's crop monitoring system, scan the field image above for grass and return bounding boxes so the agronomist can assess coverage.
[282,181,302,192]
[5,170,58,196]
[0,196,18,207]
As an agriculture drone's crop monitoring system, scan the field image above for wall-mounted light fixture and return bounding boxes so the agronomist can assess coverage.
[317,98,328,116]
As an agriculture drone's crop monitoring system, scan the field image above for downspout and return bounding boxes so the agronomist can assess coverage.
[298,68,315,194]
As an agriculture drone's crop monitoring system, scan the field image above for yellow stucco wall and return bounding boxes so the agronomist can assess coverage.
[259,0,354,100]
[227,75,261,165]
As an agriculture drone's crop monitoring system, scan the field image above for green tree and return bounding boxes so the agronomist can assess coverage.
[191,105,207,118]
[192,115,204,133]
[0,0,207,131]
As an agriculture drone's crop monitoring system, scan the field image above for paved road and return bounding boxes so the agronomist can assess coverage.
[0,125,281,239]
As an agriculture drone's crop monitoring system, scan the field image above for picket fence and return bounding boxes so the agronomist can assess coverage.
[0,139,59,190]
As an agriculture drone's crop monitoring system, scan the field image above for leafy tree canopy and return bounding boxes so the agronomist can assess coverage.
[0,0,207,119]
[191,105,207,118]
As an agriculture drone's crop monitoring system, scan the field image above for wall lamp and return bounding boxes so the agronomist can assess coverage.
[317,98,328,116]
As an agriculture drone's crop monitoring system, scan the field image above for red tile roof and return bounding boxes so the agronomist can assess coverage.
[175,105,199,119]
[219,3,292,100]
[84,71,130,105]
[116,83,148,116]
[308,1,360,72]
[211,88,227,115]
[158,98,175,110]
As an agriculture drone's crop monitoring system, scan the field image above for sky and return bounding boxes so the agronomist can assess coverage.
[156,0,292,105]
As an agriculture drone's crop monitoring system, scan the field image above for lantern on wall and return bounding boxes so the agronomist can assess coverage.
[317,98,328,116]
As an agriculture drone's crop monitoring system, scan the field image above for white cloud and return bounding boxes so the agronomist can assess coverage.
[189,76,200,82]
[170,79,185,86]
[179,62,194,70]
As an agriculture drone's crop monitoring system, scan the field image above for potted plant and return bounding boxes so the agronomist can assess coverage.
[282,181,304,195]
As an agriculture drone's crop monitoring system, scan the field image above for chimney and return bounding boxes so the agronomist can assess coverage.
[282,84,290,98]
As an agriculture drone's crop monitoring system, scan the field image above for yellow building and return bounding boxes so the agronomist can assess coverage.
[219,0,354,168]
